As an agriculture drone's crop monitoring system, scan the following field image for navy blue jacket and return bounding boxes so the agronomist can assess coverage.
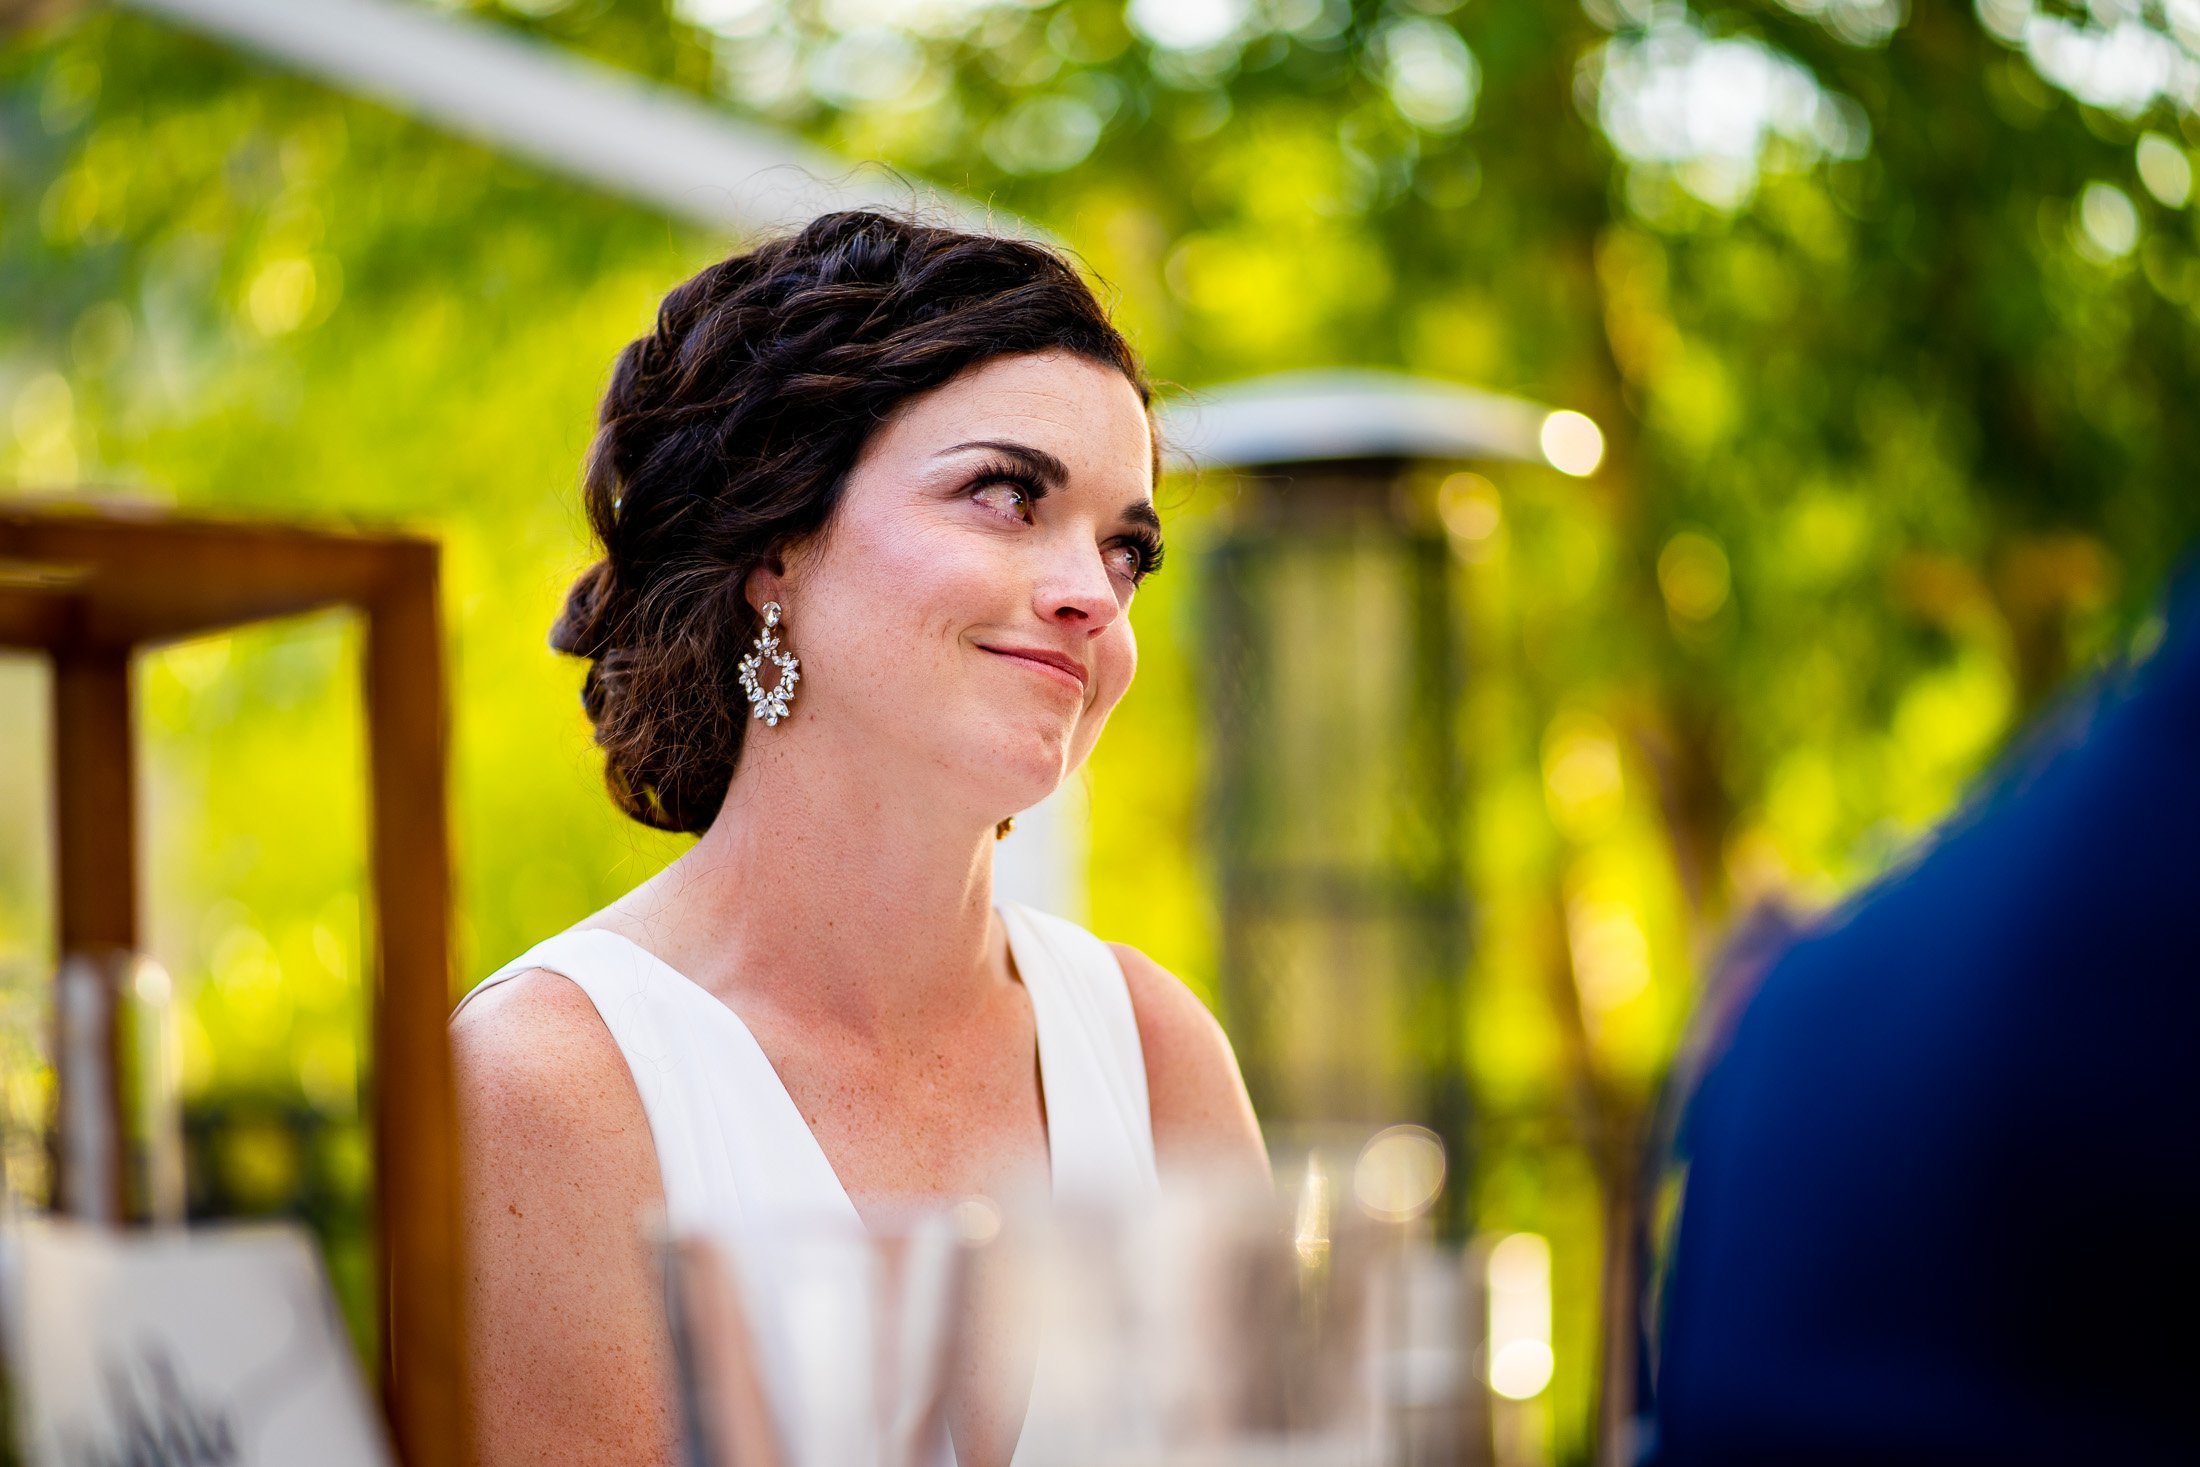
[1644,568,2200,1466]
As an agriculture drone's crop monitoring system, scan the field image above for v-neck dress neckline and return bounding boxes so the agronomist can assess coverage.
[456,900,1158,1231]
[562,918,1059,1227]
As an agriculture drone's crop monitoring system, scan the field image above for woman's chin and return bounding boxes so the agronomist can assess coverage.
[960,725,1076,818]
[988,767,1071,825]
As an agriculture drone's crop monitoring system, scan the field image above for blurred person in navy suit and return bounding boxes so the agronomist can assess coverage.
[1637,563,2200,1467]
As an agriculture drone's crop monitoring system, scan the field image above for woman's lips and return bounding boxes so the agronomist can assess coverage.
[980,643,1089,693]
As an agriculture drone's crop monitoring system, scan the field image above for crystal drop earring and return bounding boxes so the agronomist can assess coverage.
[738,601,800,726]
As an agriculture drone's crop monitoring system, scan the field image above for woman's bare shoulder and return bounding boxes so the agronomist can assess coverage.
[454,969,635,1112]
[449,969,661,1202]
[451,969,679,1463]
[1106,943,1268,1174]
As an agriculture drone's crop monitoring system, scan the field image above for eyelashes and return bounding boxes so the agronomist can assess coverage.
[967,457,1047,507]
[1119,525,1165,581]
[964,459,1165,583]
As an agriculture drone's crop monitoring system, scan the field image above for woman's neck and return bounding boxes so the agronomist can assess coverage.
[602,733,1008,1035]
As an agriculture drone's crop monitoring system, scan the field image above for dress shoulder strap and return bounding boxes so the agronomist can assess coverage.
[450,929,688,1085]
[453,929,618,1017]
[999,902,1159,1201]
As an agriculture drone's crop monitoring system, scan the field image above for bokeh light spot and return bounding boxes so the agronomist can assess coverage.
[1540,409,1605,476]
[984,94,1104,175]
[2136,132,2192,208]
[1658,528,1732,622]
[1353,1124,1446,1221]
[1438,471,1502,544]
[1378,18,1479,132]
[1542,714,1625,839]
[11,371,76,474]
[2076,181,2139,261]
[247,257,318,336]
[1489,1339,1555,1400]
[1485,1231,1553,1399]
[1127,0,1247,52]
[950,1195,1001,1244]
[1566,893,1652,1012]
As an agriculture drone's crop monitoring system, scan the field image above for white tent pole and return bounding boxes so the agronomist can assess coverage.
[118,0,1004,238]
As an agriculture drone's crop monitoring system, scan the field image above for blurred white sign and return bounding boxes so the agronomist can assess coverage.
[2,1217,390,1467]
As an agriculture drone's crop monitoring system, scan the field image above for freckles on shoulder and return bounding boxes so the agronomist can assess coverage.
[450,973,663,1198]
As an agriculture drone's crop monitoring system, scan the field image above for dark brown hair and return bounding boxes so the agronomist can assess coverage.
[550,210,1150,834]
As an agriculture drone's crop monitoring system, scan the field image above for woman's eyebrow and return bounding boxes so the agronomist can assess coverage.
[1121,500,1162,533]
[936,438,1070,487]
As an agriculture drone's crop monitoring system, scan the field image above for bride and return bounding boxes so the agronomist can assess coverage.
[450,210,1267,1467]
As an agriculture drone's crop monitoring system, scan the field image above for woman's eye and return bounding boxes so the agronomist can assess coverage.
[1105,544,1146,582]
[972,481,1031,520]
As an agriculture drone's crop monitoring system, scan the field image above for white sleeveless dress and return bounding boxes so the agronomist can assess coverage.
[454,900,1160,1466]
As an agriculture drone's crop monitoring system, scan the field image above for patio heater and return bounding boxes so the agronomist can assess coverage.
[1162,370,1588,1195]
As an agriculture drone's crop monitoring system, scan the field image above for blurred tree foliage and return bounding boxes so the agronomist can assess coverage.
[4,0,2197,1457]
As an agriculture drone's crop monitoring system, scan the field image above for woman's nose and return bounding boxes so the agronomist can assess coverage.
[1034,539,1121,632]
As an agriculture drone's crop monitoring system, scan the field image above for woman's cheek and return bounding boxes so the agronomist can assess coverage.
[850,518,997,651]
[1090,623,1137,717]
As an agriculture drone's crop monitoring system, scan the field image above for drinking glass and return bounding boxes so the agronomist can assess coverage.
[663,1199,996,1467]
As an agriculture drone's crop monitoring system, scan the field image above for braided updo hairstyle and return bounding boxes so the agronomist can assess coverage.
[549,210,1151,834]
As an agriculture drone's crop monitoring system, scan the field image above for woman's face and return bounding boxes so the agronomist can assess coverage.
[765,350,1159,825]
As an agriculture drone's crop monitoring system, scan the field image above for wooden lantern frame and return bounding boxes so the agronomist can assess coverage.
[0,498,468,1467]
